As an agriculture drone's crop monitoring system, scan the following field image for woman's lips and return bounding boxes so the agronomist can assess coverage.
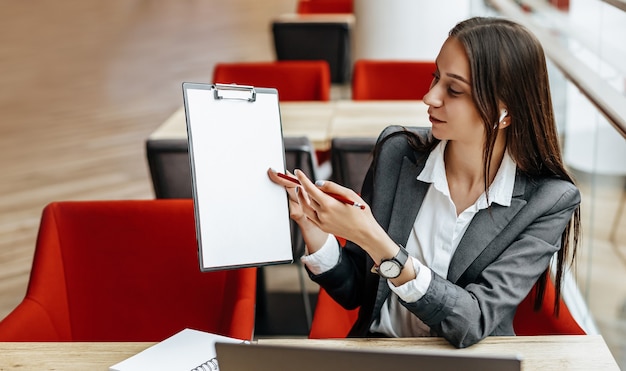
[429,115,445,124]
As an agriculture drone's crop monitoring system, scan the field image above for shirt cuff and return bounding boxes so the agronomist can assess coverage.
[388,256,432,303]
[300,234,341,275]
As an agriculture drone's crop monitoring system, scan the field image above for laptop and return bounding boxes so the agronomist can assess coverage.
[215,341,521,371]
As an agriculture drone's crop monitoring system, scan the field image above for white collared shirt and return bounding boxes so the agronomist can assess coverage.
[302,140,517,337]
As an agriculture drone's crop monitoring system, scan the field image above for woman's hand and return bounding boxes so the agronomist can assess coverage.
[292,170,415,283]
[291,169,382,249]
[267,168,328,252]
[270,168,411,275]
[267,168,306,222]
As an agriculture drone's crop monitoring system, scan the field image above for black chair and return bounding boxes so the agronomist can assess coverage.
[272,17,352,84]
[283,136,318,259]
[281,136,319,330]
[146,138,191,198]
[145,136,318,333]
[145,136,318,201]
[330,137,377,194]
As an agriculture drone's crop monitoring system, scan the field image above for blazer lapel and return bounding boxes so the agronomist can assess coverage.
[447,171,528,283]
[373,156,429,314]
[387,156,429,245]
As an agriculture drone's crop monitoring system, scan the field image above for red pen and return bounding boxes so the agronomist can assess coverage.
[276,172,366,210]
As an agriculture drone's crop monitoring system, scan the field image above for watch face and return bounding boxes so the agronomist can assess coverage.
[379,260,401,278]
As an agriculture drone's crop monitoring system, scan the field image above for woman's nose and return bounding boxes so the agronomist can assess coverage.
[423,85,442,108]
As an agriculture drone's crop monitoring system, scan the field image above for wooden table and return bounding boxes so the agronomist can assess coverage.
[149,100,431,151]
[0,335,618,370]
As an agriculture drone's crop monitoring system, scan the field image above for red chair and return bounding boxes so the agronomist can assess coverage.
[297,0,353,14]
[351,60,436,101]
[0,200,257,341]
[309,275,585,339]
[513,277,585,335]
[309,287,358,339]
[213,60,332,164]
[212,61,331,102]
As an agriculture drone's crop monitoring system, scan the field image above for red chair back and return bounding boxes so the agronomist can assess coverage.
[297,0,353,14]
[351,60,436,101]
[212,61,331,101]
[309,287,358,339]
[0,200,257,341]
[309,277,585,339]
[513,277,585,335]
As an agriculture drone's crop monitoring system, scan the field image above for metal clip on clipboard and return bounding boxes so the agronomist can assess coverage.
[213,83,257,102]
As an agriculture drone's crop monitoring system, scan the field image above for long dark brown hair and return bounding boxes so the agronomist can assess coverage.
[377,17,581,314]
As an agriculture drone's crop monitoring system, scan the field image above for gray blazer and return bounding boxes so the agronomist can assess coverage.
[310,126,580,348]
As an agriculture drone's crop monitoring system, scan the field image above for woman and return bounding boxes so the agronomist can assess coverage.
[268,16,581,348]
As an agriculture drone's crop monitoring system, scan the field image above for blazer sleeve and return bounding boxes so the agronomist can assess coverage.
[307,126,417,309]
[400,178,580,348]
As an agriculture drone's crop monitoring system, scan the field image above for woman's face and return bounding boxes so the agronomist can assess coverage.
[423,37,485,147]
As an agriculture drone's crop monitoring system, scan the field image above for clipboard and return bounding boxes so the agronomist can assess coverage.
[182,82,293,271]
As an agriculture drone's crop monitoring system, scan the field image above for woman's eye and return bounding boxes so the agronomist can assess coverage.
[448,87,462,96]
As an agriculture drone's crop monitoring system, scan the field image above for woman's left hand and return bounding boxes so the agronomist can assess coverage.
[293,169,381,248]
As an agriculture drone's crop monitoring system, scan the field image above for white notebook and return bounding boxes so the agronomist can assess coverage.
[109,328,246,371]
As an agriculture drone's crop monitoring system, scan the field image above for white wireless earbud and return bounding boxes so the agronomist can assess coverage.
[494,109,508,129]
[499,109,508,123]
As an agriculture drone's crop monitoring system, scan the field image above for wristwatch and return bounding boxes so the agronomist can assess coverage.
[373,244,409,279]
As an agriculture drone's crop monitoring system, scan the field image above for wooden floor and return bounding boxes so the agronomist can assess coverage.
[0,0,624,368]
[0,0,295,314]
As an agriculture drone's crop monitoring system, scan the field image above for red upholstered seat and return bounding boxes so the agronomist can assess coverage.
[309,287,358,339]
[351,60,436,101]
[297,0,353,14]
[513,277,585,335]
[309,275,585,339]
[212,60,331,102]
[0,200,257,341]
[213,60,331,164]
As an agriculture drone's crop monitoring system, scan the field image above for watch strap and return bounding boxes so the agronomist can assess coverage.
[371,244,409,277]
[391,244,409,267]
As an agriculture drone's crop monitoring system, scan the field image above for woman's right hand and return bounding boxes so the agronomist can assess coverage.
[267,168,329,253]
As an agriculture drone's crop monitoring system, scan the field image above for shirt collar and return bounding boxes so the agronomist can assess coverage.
[417,140,517,207]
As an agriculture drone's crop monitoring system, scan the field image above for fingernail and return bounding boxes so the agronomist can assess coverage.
[315,180,325,187]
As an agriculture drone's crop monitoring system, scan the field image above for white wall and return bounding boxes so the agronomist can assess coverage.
[353,0,471,61]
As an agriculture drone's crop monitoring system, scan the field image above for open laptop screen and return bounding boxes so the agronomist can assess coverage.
[215,341,521,371]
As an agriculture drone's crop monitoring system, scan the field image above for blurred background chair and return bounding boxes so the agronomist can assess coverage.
[272,16,353,84]
[351,60,436,100]
[145,137,320,201]
[308,287,358,339]
[212,60,331,101]
[212,60,332,164]
[330,137,377,194]
[296,0,353,14]
[284,136,319,260]
[253,137,320,334]
[0,200,257,341]
[146,138,191,199]
[513,276,586,335]
[309,275,587,339]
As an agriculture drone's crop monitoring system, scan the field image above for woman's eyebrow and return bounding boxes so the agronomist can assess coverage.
[446,72,471,85]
